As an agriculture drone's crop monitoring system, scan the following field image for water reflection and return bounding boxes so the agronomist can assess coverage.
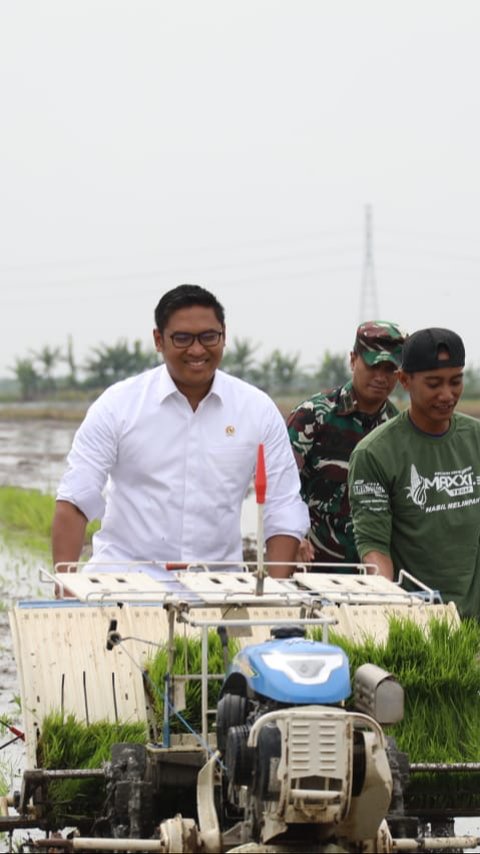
[0,419,77,493]
[0,541,46,724]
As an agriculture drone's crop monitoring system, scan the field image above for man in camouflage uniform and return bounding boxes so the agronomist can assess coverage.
[287,321,406,567]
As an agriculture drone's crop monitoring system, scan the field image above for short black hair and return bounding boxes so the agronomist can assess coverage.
[154,284,225,332]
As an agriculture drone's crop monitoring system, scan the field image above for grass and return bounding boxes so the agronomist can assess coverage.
[147,618,480,803]
[0,487,56,556]
[0,757,16,798]
[36,618,480,820]
[0,405,89,422]
[148,617,480,808]
[318,617,480,810]
[37,633,239,824]
[5,396,480,422]
[145,630,240,733]
[0,486,99,557]
[37,633,239,830]
[37,713,147,827]
[0,721,16,798]
[5,477,480,816]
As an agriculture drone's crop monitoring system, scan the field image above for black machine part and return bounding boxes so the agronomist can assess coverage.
[270,624,306,639]
[104,743,155,839]
[216,693,248,753]
[252,722,281,801]
[225,724,255,788]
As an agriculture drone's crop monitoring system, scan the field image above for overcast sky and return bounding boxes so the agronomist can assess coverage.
[2,0,480,379]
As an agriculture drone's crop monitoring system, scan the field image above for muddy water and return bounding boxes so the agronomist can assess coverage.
[0,419,79,810]
[0,419,76,718]
[0,418,78,493]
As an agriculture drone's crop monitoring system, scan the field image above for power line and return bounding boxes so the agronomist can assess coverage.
[358,204,379,322]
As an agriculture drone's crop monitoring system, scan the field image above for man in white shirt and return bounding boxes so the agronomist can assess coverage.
[52,284,309,581]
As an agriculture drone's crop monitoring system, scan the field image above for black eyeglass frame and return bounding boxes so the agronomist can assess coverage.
[168,329,224,349]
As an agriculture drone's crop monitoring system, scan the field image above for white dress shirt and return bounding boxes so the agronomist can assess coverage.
[57,366,309,572]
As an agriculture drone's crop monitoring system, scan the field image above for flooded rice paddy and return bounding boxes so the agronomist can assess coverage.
[0,415,479,848]
[0,415,257,732]
[0,418,76,817]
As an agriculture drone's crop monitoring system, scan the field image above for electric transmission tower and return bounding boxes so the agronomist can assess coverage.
[358,204,380,323]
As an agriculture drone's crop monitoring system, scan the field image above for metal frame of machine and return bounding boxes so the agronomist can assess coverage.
[3,562,479,853]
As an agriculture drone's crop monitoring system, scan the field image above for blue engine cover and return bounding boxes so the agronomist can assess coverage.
[227,637,351,704]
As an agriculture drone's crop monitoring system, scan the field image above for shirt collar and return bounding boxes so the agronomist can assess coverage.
[157,364,224,405]
[157,364,180,403]
[335,379,359,415]
[209,369,228,402]
[336,379,391,418]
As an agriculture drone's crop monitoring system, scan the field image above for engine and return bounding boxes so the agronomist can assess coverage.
[74,626,410,852]
[215,626,406,850]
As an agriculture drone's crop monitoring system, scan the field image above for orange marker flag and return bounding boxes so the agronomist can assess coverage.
[255,443,267,505]
[255,444,267,595]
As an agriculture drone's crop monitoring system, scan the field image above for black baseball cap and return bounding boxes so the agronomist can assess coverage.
[401,328,465,373]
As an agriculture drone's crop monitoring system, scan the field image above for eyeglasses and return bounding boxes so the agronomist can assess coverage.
[169,329,224,349]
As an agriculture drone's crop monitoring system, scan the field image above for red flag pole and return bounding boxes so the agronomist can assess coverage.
[255,444,267,596]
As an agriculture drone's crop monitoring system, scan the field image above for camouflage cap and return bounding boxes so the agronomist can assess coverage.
[354,321,406,368]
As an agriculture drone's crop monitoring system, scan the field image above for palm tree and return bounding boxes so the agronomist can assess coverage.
[315,351,349,391]
[270,349,301,393]
[30,345,62,393]
[221,337,259,381]
[83,339,158,388]
[11,358,40,401]
[62,334,78,389]
[252,355,274,393]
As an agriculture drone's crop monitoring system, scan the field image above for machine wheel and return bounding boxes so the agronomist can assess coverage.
[217,693,248,753]
[386,736,418,839]
[254,723,281,801]
[225,725,254,786]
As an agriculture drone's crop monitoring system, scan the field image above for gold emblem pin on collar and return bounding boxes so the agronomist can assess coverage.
[225,425,235,436]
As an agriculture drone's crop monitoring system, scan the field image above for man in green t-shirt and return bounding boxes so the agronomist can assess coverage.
[349,327,480,618]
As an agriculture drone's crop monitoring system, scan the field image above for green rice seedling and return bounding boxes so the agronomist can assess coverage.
[311,617,480,811]
[37,712,147,828]
[0,762,11,797]
[11,696,21,714]
[0,487,55,556]
[0,486,99,557]
[145,630,239,734]
[38,713,147,770]
[0,716,14,736]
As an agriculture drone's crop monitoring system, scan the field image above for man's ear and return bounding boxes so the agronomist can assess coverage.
[153,328,163,353]
[397,369,410,392]
[349,351,356,371]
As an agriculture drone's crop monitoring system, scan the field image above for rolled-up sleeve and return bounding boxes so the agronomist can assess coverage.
[56,394,119,522]
[262,405,310,541]
[348,445,392,558]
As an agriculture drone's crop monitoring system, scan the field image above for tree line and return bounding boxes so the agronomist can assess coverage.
[10,336,480,401]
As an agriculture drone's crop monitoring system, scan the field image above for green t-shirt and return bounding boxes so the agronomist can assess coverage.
[348,410,480,618]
